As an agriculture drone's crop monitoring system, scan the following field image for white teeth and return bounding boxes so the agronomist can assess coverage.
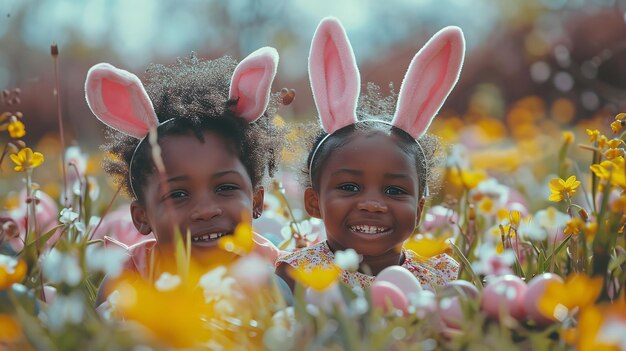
[191,233,226,242]
[349,225,388,234]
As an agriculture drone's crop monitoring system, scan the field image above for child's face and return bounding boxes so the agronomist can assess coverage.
[305,131,423,257]
[131,131,262,258]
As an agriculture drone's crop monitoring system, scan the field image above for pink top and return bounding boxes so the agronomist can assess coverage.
[103,232,280,279]
[276,241,459,290]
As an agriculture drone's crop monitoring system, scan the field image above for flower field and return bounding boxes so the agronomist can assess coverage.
[1,46,626,351]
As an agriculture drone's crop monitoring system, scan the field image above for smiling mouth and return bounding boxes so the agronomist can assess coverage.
[191,232,228,244]
[348,225,390,234]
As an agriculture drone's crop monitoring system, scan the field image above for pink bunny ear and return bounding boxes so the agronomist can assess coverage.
[229,47,279,123]
[85,63,159,139]
[309,17,360,134]
[391,26,465,138]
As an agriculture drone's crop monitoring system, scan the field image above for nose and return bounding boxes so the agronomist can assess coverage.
[190,198,222,221]
[357,199,388,213]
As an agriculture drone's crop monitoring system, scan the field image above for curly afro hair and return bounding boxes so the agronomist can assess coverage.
[101,54,285,203]
[302,83,443,196]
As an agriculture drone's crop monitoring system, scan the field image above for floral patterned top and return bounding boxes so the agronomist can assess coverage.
[276,241,459,290]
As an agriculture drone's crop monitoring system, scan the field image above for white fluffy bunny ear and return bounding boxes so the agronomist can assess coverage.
[85,63,159,139]
[229,47,279,123]
[309,17,360,134]
[391,26,465,139]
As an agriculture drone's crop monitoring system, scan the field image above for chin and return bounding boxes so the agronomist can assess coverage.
[190,245,238,266]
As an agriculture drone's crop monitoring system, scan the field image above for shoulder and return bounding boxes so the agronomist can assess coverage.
[275,241,333,270]
[251,232,281,263]
[403,250,459,286]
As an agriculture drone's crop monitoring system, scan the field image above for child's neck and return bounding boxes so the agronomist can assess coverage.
[326,242,405,276]
[359,250,406,276]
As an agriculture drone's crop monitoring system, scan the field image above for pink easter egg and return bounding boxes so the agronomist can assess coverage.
[481,275,527,321]
[441,280,480,299]
[374,266,423,297]
[370,281,409,315]
[438,296,464,329]
[524,273,564,326]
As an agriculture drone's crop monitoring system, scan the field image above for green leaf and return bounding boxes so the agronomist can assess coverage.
[450,242,482,289]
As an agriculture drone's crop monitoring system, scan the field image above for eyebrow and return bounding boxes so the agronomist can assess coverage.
[330,169,363,177]
[162,170,244,184]
[384,172,412,180]
[330,169,412,180]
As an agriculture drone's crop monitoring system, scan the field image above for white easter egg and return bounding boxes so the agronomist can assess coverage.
[374,265,423,297]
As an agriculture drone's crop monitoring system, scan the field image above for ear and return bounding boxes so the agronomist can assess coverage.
[304,187,321,218]
[229,47,279,123]
[391,26,465,138]
[308,17,360,134]
[130,200,152,235]
[253,186,265,216]
[85,63,159,139]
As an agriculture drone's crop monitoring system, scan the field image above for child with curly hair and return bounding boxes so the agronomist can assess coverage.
[277,17,462,291]
[85,48,285,283]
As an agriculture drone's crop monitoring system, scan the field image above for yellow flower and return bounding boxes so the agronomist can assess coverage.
[562,131,574,144]
[9,148,44,172]
[562,300,626,351]
[7,119,25,138]
[607,139,623,149]
[548,175,581,202]
[590,157,626,190]
[614,112,626,120]
[0,256,27,290]
[606,148,624,160]
[509,210,522,230]
[447,168,487,190]
[610,120,622,134]
[586,129,600,143]
[563,218,584,236]
[584,222,597,239]
[289,265,341,291]
[218,217,253,255]
[404,234,451,259]
[0,314,22,343]
[598,135,608,149]
[113,274,212,348]
[478,196,495,214]
[496,208,509,223]
[538,273,602,322]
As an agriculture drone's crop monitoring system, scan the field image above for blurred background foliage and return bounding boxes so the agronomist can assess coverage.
[1,0,626,201]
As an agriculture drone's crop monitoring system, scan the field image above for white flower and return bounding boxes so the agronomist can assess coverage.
[334,248,360,272]
[518,218,546,241]
[155,272,182,292]
[198,266,237,303]
[597,317,626,350]
[230,254,273,287]
[471,243,515,276]
[59,208,79,224]
[85,244,127,278]
[0,254,19,274]
[42,248,82,286]
[45,292,85,331]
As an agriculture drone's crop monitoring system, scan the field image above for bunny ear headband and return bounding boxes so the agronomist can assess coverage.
[85,47,279,198]
[308,17,465,193]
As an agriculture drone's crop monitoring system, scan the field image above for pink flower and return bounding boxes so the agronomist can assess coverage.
[3,189,60,252]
